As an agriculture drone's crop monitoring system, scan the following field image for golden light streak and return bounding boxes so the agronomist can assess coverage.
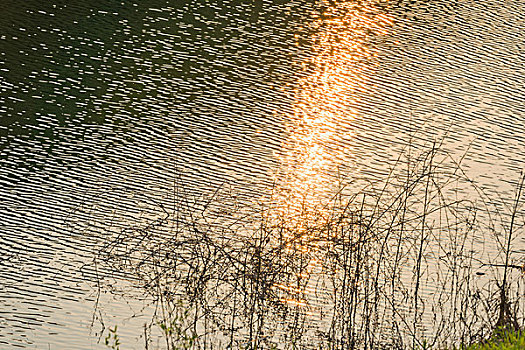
[273,1,393,231]
[270,1,393,307]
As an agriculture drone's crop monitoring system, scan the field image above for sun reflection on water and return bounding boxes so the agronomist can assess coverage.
[270,0,393,308]
[273,0,393,230]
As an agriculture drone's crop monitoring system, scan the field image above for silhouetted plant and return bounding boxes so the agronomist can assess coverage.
[86,139,524,349]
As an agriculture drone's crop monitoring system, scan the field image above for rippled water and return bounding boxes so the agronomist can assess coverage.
[1,0,524,348]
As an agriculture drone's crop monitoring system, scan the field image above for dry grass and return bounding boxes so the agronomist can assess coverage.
[85,141,525,349]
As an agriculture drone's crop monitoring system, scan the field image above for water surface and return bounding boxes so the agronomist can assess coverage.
[0,0,524,348]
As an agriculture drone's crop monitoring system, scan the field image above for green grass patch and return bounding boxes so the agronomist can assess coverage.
[456,329,525,350]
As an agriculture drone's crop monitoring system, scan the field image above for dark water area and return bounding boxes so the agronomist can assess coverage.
[0,0,524,348]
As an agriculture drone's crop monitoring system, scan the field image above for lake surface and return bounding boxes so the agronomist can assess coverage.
[1,0,524,348]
